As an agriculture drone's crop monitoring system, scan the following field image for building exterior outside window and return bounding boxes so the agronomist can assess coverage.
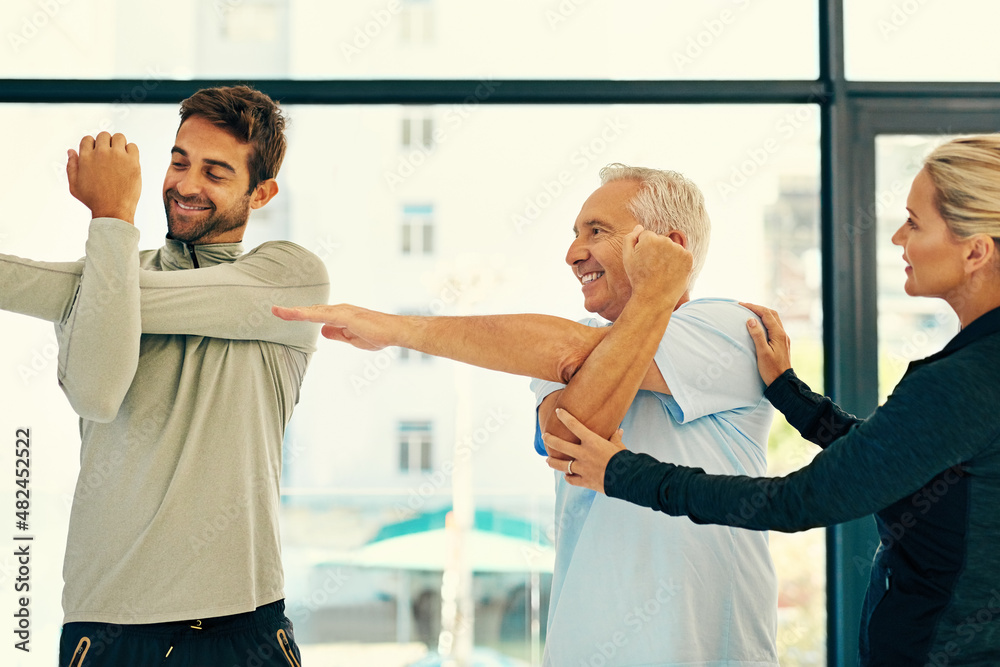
[398,420,434,473]
[401,203,435,256]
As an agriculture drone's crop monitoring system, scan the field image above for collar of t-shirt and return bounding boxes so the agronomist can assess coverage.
[159,237,244,271]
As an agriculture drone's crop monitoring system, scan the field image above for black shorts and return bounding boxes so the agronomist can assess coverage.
[59,599,302,666]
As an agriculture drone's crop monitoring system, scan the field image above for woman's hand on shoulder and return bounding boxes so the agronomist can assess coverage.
[739,302,792,387]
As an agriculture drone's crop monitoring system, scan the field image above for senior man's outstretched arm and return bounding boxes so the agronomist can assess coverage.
[273,302,611,385]
[274,227,693,452]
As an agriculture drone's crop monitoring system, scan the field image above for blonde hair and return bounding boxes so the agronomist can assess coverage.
[923,136,1000,247]
[599,163,711,288]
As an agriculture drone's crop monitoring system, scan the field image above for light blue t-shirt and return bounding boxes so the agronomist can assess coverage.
[531,298,779,666]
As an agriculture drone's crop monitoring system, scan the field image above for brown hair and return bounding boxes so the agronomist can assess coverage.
[179,85,287,191]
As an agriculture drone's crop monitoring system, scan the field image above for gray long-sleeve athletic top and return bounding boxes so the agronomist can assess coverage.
[0,218,329,624]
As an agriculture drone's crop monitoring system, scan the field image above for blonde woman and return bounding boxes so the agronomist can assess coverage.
[544,135,1000,666]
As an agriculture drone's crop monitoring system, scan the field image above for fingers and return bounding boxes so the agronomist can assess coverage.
[553,407,596,442]
[272,305,306,321]
[628,224,644,246]
[272,304,335,323]
[77,132,134,153]
[66,149,78,188]
[320,323,383,351]
[739,302,777,330]
[745,316,770,354]
[741,305,775,339]
[623,225,643,254]
[103,133,139,159]
[541,429,579,458]
[738,301,767,317]
[545,456,586,485]
[320,324,350,342]
[545,456,571,474]
[738,302,785,332]
[738,303,793,385]
[544,457,586,487]
[78,135,96,154]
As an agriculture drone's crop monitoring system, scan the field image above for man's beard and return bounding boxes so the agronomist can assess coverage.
[164,189,251,244]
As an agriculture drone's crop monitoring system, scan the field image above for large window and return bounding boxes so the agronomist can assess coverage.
[0,99,823,665]
[1,0,818,80]
[7,2,998,666]
[844,0,1000,82]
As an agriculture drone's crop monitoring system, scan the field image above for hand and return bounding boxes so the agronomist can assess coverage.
[738,302,792,386]
[67,132,141,224]
[622,225,693,307]
[272,304,395,351]
[543,408,627,495]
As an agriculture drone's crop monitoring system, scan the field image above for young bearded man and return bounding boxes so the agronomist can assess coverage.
[0,86,328,666]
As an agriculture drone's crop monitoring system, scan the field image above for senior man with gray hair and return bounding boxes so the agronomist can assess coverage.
[277,164,779,666]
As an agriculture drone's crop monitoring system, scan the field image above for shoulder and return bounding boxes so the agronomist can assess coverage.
[242,241,329,285]
[138,247,163,270]
[245,240,321,262]
[671,298,754,340]
[920,334,1000,392]
[888,335,1000,435]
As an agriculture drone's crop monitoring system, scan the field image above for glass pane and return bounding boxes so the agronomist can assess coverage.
[420,439,432,472]
[402,119,413,148]
[876,135,961,399]
[422,223,434,255]
[1,0,818,80]
[400,438,411,472]
[422,119,434,150]
[0,102,823,666]
[402,221,412,253]
[845,0,1000,81]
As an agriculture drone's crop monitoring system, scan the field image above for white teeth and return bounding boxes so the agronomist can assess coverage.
[176,201,208,211]
[581,272,604,285]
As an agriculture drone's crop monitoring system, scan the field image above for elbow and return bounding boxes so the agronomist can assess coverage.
[81,402,122,424]
[62,387,125,423]
[58,361,137,424]
[555,328,599,384]
[556,353,584,385]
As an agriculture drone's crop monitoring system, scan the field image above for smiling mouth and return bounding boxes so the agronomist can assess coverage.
[171,197,212,214]
[580,271,605,285]
[167,188,213,212]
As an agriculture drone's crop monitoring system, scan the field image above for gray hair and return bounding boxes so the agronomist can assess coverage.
[599,163,711,289]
